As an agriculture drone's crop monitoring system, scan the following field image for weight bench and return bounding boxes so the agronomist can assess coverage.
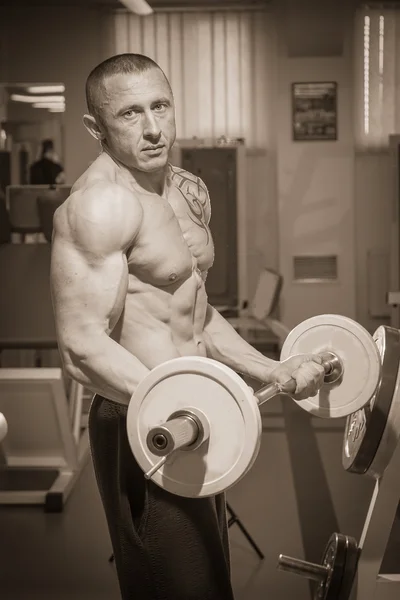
[226,268,290,352]
[5,184,70,243]
[0,368,90,512]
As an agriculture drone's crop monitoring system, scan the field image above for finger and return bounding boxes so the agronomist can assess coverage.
[299,361,325,381]
[302,362,325,382]
[302,353,323,365]
[293,364,324,396]
[269,367,297,393]
[291,369,312,396]
[283,354,323,370]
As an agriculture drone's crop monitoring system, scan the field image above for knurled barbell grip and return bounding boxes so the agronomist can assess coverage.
[277,554,329,583]
[255,351,343,407]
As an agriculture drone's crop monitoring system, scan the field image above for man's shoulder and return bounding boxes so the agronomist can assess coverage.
[169,164,210,200]
[169,164,197,182]
[54,179,142,250]
[168,164,211,224]
[71,180,142,225]
[169,164,207,188]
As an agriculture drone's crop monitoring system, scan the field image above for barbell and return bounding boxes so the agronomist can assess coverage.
[277,532,359,600]
[126,314,383,498]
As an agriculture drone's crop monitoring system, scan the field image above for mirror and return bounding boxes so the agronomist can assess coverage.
[0,82,65,192]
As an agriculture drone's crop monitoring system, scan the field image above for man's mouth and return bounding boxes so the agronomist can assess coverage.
[143,145,164,152]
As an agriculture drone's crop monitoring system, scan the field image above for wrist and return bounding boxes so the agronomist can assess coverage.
[262,359,279,383]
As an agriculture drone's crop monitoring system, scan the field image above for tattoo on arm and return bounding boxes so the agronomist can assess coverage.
[169,165,211,244]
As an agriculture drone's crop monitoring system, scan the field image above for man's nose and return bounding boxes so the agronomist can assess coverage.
[143,111,161,139]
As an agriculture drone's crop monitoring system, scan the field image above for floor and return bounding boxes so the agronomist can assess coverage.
[0,394,398,600]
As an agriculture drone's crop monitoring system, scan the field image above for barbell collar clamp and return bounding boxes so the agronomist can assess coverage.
[320,351,343,384]
[277,554,329,583]
[146,408,208,457]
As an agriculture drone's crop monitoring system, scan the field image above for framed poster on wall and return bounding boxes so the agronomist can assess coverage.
[292,81,337,141]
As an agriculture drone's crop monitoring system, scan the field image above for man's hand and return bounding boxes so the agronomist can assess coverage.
[268,355,326,401]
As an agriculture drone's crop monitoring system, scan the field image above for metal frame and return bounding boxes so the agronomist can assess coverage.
[0,368,90,511]
[388,135,400,330]
[350,359,400,600]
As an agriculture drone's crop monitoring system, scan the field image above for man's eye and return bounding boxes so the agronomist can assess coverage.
[124,109,136,118]
[154,104,166,111]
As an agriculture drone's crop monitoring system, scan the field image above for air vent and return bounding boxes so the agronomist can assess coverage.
[293,255,338,282]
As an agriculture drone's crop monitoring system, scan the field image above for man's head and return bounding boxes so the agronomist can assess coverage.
[83,54,176,173]
[41,139,54,158]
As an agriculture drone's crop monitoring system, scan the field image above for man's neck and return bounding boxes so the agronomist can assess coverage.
[132,165,169,198]
[102,148,170,199]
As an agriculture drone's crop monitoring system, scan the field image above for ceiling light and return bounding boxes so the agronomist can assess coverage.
[26,85,65,94]
[11,94,65,103]
[33,102,66,109]
[119,0,153,16]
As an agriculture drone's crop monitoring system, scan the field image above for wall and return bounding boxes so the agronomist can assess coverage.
[274,0,357,329]
[0,6,114,183]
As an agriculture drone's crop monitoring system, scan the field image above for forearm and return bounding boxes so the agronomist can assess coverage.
[202,305,278,382]
[62,332,149,406]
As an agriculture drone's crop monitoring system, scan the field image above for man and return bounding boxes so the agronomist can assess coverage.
[50,54,325,600]
[30,139,66,185]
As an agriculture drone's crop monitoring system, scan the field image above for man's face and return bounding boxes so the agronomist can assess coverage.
[98,68,176,172]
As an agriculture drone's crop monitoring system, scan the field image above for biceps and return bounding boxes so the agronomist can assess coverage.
[51,240,128,343]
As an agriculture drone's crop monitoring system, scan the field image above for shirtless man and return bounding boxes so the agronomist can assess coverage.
[50,54,325,600]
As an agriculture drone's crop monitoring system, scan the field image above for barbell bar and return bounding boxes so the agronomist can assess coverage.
[277,532,359,600]
[127,314,382,498]
[146,351,341,460]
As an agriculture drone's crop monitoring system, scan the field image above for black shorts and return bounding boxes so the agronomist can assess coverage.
[89,394,235,600]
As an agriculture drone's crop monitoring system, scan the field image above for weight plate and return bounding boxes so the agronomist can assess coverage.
[0,412,7,442]
[337,536,359,600]
[126,356,262,498]
[280,315,381,418]
[368,343,400,478]
[314,533,357,600]
[342,326,400,475]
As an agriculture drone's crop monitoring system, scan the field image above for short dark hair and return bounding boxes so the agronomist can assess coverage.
[41,139,54,157]
[85,53,169,120]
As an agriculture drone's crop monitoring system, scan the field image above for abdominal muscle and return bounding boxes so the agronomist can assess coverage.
[112,266,209,370]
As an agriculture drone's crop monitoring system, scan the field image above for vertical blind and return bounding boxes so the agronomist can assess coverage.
[354,6,400,149]
[113,10,274,148]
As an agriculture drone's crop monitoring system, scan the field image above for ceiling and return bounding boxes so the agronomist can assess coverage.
[0,0,395,8]
[0,0,270,7]
[0,0,266,5]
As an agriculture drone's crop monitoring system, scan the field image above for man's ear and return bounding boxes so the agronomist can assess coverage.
[83,114,105,142]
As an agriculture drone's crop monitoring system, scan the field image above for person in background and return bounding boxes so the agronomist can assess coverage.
[30,139,66,185]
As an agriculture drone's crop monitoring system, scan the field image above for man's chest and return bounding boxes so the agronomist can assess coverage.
[128,186,214,276]
[168,185,212,251]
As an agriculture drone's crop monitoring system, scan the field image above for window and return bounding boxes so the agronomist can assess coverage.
[355,6,400,150]
[112,9,274,147]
